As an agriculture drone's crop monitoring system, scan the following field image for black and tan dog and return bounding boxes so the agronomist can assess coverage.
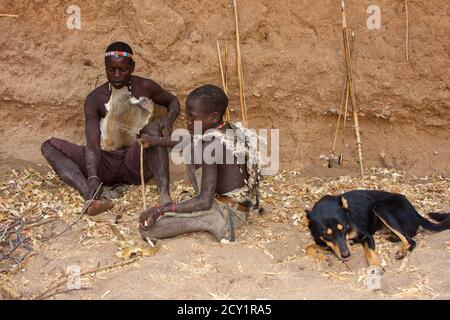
[306,190,450,268]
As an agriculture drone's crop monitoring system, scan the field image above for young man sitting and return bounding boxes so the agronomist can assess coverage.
[138,84,261,241]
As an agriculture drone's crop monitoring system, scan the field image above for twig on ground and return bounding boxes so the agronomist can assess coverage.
[40,183,103,242]
[30,257,140,300]
[0,14,18,18]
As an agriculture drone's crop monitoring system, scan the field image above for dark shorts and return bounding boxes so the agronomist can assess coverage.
[48,137,153,186]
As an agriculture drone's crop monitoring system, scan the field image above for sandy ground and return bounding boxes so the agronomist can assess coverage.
[1,167,449,300]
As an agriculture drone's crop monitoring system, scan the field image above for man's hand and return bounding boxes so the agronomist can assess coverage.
[137,133,158,149]
[87,176,103,199]
[159,116,174,138]
[139,207,162,230]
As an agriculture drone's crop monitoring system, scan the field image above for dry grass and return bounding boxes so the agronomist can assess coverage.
[0,167,448,299]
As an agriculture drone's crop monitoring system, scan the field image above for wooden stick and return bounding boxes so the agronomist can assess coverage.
[30,258,140,300]
[342,76,350,146]
[224,37,231,121]
[331,30,353,165]
[241,64,249,124]
[0,14,18,18]
[41,183,103,242]
[217,41,227,92]
[39,286,91,300]
[331,77,348,154]
[233,0,248,126]
[217,40,231,121]
[234,0,245,123]
[405,0,409,62]
[140,144,147,210]
[30,273,66,300]
[217,40,226,92]
[0,275,21,300]
[341,0,364,177]
[342,32,353,146]
[225,37,229,94]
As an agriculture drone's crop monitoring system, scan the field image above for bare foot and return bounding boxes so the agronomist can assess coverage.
[139,207,161,230]
[84,199,114,216]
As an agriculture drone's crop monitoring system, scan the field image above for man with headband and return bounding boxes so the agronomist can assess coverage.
[41,42,179,215]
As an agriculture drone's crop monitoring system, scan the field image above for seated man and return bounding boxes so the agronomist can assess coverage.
[41,42,179,215]
[138,84,261,241]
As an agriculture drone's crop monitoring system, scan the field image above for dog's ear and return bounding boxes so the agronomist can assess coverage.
[305,209,311,220]
[339,196,349,209]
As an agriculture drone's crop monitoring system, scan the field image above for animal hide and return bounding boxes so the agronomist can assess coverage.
[193,122,264,207]
[100,86,154,151]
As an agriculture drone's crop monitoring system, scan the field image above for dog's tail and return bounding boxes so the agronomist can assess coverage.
[427,212,449,222]
[418,212,450,232]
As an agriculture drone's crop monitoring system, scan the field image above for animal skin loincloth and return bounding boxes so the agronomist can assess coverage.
[100,86,154,151]
[165,169,248,220]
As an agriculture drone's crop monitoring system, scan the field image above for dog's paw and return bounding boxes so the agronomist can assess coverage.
[395,250,408,260]
[305,243,327,262]
[368,265,384,275]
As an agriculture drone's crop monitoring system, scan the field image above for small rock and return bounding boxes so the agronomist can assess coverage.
[328,108,338,115]
[380,107,391,119]
[190,30,202,43]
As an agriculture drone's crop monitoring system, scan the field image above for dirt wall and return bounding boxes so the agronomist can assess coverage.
[0,0,449,175]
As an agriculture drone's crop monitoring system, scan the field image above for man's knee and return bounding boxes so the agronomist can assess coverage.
[41,138,54,157]
[141,122,162,137]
